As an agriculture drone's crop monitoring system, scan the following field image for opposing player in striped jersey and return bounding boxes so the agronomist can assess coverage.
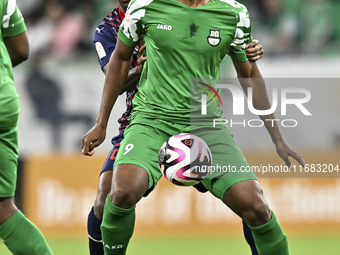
[86,1,266,255]
[86,1,143,254]
[0,1,53,254]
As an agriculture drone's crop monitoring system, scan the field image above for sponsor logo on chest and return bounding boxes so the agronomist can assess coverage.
[157,24,172,31]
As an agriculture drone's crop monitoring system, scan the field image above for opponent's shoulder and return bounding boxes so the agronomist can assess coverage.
[102,7,122,26]
[94,7,121,39]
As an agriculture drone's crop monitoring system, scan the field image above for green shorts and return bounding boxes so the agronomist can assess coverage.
[0,83,19,197]
[114,118,257,200]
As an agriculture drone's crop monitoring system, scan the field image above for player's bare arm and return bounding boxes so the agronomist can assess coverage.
[245,39,264,62]
[81,39,135,156]
[232,59,305,168]
[120,44,147,94]
[3,31,29,67]
[102,44,146,95]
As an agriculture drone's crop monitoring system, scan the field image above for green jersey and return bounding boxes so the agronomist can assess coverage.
[118,0,252,123]
[0,0,26,127]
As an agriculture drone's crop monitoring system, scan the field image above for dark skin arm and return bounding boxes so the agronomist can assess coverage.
[81,39,135,155]
[3,31,29,67]
[232,59,305,168]
[102,44,147,95]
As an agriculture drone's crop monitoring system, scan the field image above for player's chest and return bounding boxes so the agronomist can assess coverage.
[143,7,238,54]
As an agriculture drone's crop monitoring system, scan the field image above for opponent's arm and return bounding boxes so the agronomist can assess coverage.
[81,39,135,156]
[3,31,29,67]
[232,59,305,168]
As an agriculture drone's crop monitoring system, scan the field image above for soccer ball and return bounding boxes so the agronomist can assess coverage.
[158,133,212,186]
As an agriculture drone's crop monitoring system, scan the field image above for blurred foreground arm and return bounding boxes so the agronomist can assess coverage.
[4,31,29,67]
[2,2,29,67]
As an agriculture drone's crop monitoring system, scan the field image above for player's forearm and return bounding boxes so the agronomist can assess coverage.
[103,65,141,95]
[120,66,142,94]
[96,53,131,128]
[236,61,283,144]
[246,80,283,145]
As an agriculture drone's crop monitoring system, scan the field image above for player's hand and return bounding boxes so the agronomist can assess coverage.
[275,139,305,169]
[137,44,147,72]
[245,39,264,62]
[81,124,106,156]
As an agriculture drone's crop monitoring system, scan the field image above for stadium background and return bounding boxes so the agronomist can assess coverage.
[1,0,340,254]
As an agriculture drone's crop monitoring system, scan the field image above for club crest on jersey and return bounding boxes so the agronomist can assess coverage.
[207,30,221,47]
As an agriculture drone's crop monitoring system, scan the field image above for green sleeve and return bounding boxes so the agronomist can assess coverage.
[118,0,145,48]
[2,5,26,38]
[118,29,138,48]
[229,5,252,62]
[229,46,249,62]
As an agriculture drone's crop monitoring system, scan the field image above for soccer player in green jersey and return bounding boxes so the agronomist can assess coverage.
[82,0,305,254]
[0,1,53,254]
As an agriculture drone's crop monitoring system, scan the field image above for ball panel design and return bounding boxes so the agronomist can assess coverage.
[158,133,212,186]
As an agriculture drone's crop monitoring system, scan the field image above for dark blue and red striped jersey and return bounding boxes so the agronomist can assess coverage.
[93,6,139,133]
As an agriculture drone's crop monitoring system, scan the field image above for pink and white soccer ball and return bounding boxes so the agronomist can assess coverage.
[158,133,212,186]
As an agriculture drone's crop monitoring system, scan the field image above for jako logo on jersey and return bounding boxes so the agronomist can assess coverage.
[207,30,221,46]
[157,24,172,30]
[104,244,123,250]
[197,82,223,107]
